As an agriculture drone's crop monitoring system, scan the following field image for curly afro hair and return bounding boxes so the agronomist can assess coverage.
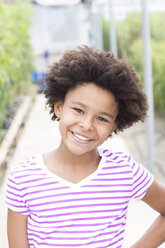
[44,46,148,133]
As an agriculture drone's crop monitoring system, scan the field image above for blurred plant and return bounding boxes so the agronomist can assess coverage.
[102,13,165,109]
[0,0,33,139]
[102,14,110,52]
[152,40,165,109]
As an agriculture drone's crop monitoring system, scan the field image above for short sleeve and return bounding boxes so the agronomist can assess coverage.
[5,169,29,215]
[131,158,154,200]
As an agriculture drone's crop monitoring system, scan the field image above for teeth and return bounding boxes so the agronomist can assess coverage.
[72,132,91,141]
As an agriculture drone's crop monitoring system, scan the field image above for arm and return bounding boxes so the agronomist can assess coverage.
[7,209,30,248]
[130,179,165,248]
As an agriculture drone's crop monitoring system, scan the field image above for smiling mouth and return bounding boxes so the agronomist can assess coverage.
[71,131,93,142]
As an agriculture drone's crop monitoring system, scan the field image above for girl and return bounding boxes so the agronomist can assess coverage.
[6,46,165,248]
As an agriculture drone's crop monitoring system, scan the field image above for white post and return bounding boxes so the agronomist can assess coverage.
[109,0,117,57]
[92,1,103,50]
[141,0,154,173]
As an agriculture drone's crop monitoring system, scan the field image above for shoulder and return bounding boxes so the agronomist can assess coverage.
[99,148,154,197]
[99,148,133,167]
[9,154,43,178]
[99,148,153,177]
[6,153,46,196]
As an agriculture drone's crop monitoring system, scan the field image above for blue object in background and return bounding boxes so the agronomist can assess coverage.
[31,71,45,83]
[31,71,47,92]
[44,50,49,59]
[31,50,49,91]
[31,71,38,83]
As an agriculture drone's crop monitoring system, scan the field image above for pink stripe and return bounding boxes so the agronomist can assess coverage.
[15,173,48,179]
[134,168,145,185]
[28,220,119,229]
[29,215,118,225]
[105,152,113,157]
[8,177,16,185]
[17,177,52,185]
[30,201,128,210]
[30,207,125,215]
[82,184,132,187]
[14,167,38,174]
[21,186,68,197]
[92,178,132,181]
[127,155,131,162]
[7,189,22,198]
[27,229,123,241]
[116,160,124,163]
[113,156,119,160]
[89,236,123,246]
[29,197,129,208]
[81,187,131,192]
[114,212,127,221]
[21,181,60,191]
[7,184,21,192]
[131,161,136,169]
[26,192,131,202]
[28,236,124,247]
[122,155,128,158]
[14,168,42,174]
[132,172,148,192]
[27,226,105,234]
[98,170,132,175]
[133,164,141,177]
[6,195,22,203]
[6,201,26,209]
[113,229,125,239]
[103,165,129,169]
[132,177,151,198]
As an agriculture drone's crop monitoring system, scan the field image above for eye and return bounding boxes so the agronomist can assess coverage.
[73,108,84,114]
[97,116,108,122]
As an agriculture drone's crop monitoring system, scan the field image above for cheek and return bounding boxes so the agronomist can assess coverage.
[97,125,111,140]
[59,111,78,129]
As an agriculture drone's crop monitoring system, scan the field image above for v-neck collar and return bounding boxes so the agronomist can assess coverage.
[37,148,105,189]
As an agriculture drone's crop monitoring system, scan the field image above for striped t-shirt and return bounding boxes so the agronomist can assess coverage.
[6,148,153,248]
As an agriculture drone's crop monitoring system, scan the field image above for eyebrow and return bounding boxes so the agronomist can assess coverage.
[72,101,86,108]
[71,101,114,120]
[101,112,114,120]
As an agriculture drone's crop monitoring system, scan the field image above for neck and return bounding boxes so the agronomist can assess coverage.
[55,146,100,169]
[43,144,101,184]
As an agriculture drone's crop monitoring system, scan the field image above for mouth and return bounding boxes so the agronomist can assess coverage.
[70,131,93,142]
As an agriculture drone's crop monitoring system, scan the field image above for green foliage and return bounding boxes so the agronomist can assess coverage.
[152,40,165,108]
[150,14,165,41]
[102,16,110,52]
[102,13,165,109]
[0,0,33,139]
[116,13,142,59]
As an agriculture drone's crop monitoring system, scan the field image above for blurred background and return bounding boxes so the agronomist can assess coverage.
[0,0,165,247]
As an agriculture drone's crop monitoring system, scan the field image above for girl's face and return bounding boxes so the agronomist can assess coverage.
[54,83,118,156]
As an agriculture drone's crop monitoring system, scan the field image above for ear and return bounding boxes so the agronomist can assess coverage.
[109,121,118,135]
[54,101,63,119]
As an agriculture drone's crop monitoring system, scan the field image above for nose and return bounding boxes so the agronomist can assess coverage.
[79,116,94,130]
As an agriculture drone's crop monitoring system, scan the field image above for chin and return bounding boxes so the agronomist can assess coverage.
[69,149,88,156]
[67,146,94,156]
